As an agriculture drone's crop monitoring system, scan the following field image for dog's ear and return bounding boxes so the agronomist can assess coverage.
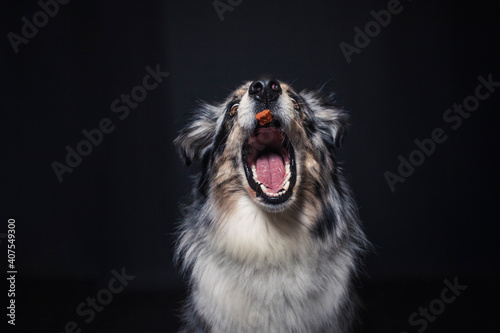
[301,90,349,148]
[328,108,349,148]
[174,101,218,166]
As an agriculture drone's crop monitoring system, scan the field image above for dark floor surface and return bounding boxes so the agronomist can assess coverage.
[3,276,497,332]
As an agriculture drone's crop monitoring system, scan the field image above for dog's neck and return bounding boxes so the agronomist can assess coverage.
[208,195,317,264]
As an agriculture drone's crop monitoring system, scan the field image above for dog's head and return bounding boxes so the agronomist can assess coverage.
[175,77,348,214]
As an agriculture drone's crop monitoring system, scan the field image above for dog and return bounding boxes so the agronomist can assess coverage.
[174,77,368,332]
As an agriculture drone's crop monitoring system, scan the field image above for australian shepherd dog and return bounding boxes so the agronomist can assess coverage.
[174,77,368,332]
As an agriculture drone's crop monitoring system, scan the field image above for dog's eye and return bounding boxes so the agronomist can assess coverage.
[230,103,239,117]
[291,98,300,111]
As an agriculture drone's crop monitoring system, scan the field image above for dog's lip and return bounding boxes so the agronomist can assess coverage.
[242,124,297,205]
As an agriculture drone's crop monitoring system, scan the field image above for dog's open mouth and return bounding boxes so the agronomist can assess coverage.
[243,121,297,205]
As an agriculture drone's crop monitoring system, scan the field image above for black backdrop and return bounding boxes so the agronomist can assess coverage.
[2,0,499,332]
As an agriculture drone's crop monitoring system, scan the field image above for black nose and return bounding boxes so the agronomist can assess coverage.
[249,77,282,103]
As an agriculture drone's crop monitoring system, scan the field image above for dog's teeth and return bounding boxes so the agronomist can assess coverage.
[252,166,261,184]
[285,163,290,174]
[284,172,291,183]
[283,181,290,192]
[260,184,267,193]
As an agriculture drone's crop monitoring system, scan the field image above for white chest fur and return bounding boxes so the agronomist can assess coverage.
[189,196,353,332]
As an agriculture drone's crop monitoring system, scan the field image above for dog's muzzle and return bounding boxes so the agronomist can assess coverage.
[242,78,297,206]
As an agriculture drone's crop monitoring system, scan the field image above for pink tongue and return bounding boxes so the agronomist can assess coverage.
[255,152,286,191]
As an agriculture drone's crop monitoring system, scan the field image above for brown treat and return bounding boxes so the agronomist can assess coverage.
[255,109,272,126]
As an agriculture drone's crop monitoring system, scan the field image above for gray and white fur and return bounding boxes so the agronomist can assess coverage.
[174,77,368,333]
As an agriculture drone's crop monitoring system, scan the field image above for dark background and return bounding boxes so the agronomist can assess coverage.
[2,0,499,332]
